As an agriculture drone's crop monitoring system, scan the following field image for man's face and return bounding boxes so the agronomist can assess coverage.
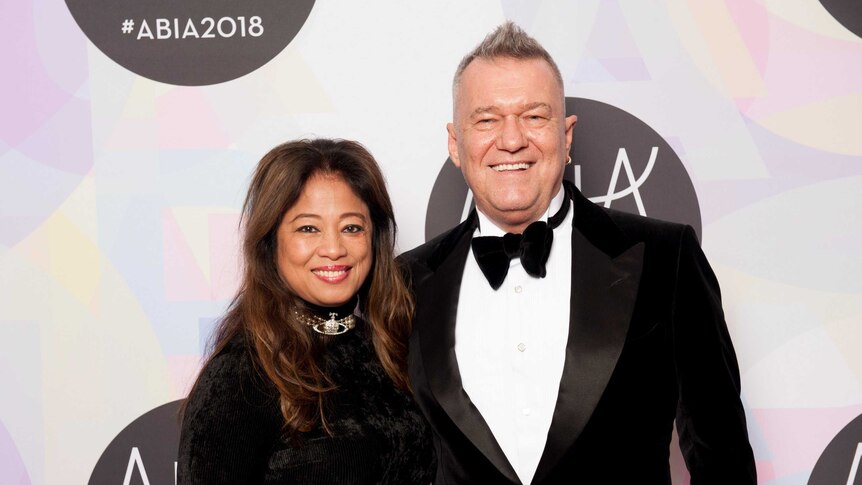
[448,57,577,233]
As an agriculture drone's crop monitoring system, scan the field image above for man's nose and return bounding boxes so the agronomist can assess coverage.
[496,116,529,152]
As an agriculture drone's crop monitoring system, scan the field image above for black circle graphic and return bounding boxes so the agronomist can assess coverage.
[819,0,862,38]
[89,400,182,485]
[426,97,701,241]
[809,412,862,484]
[66,0,315,86]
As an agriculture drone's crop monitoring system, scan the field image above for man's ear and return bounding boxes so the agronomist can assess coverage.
[447,122,461,168]
[564,115,578,147]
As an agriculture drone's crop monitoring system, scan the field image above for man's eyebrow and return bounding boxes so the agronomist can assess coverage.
[523,102,552,111]
[470,106,497,117]
[469,102,552,117]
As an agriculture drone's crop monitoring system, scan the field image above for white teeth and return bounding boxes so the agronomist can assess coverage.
[492,163,530,172]
[314,270,347,277]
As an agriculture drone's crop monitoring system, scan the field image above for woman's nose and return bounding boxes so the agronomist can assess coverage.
[317,232,348,259]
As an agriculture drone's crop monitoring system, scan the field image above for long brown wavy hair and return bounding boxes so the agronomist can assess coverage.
[184,138,413,434]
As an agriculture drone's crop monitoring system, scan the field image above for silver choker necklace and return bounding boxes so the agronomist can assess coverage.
[296,310,356,336]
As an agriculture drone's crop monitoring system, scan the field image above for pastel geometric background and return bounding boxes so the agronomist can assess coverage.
[2,1,861,484]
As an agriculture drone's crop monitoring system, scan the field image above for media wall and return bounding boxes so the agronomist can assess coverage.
[2,1,861,484]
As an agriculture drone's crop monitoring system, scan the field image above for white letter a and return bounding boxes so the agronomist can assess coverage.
[123,446,151,485]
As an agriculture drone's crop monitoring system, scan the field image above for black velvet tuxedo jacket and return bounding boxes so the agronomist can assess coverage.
[401,182,756,484]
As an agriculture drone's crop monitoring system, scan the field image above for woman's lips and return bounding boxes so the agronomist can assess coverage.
[311,266,351,283]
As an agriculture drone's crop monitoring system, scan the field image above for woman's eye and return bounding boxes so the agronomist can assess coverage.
[343,224,364,234]
[297,225,318,233]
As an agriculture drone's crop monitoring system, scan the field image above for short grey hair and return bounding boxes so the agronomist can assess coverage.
[453,21,564,98]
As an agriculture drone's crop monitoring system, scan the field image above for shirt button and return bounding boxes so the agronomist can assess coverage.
[517,342,526,352]
[514,285,523,294]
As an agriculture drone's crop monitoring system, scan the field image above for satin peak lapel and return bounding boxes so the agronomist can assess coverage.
[533,228,645,483]
[415,216,520,484]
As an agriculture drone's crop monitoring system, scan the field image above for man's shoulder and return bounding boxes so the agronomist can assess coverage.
[604,207,688,240]
[400,216,475,270]
[571,183,689,254]
[567,180,681,238]
[401,228,450,264]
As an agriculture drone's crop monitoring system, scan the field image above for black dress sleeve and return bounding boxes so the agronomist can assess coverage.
[177,339,282,484]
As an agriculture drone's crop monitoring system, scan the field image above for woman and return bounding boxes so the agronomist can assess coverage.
[178,139,435,484]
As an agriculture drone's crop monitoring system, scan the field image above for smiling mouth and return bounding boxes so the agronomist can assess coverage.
[312,266,351,282]
[491,162,532,172]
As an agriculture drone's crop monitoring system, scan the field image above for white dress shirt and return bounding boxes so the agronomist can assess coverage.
[454,185,572,484]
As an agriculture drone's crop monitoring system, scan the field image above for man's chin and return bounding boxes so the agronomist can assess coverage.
[483,205,545,232]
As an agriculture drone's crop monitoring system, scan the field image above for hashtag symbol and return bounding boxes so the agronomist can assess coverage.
[121,19,135,34]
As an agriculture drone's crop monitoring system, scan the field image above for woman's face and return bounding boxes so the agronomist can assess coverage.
[276,173,373,307]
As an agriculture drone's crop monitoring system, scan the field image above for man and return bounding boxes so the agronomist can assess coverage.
[402,22,756,484]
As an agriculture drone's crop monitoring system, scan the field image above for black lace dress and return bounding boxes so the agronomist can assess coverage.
[177,319,435,484]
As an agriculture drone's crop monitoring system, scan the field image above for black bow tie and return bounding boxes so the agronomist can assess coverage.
[471,188,571,290]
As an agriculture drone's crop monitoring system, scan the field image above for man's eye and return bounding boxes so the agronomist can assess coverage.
[297,225,318,233]
[343,224,364,234]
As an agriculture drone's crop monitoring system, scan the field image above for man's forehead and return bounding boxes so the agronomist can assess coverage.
[456,66,562,111]
[457,57,562,98]
[461,56,556,81]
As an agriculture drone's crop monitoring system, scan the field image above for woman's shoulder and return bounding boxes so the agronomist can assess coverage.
[205,333,257,378]
[184,333,279,423]
[178,335,283,482]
